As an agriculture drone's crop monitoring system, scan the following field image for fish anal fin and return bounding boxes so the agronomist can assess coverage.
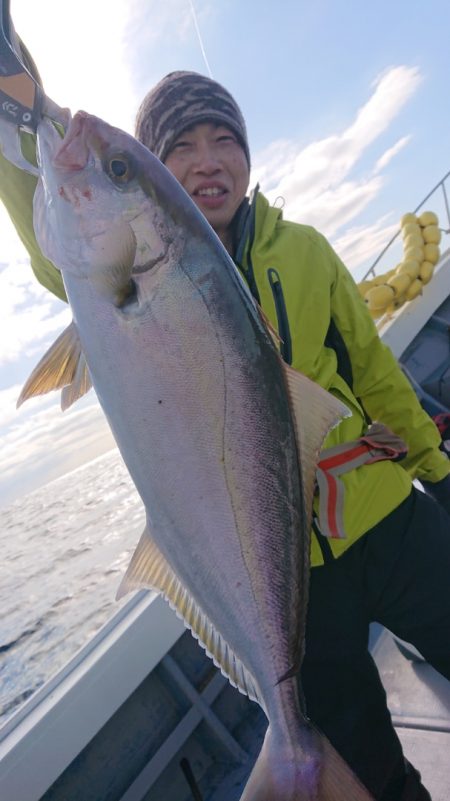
[282,364,351,525]
[17,321,90,409]
[117,526,264,707]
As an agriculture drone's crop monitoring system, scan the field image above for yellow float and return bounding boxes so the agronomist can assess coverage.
[365,285,395,311]
[418,211,438,226]
[405,278,423,301]
[423,242,440,264]
[400,212,418,226]
[357,209,442,319]
[422,225,441,244]
[397,259,420,279]
[387,273,411,297]
[419,261,435,284]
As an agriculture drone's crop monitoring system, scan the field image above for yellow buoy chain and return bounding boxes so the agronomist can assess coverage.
[358,210,442,319]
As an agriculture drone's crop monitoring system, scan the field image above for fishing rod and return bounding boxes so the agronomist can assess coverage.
[0,0,67,173]
[0,0,43,130]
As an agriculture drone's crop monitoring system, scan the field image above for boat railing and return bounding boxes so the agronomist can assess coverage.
[363,169,450,281]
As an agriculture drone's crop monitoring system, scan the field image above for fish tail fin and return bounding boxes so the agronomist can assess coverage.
[240,725,374,801]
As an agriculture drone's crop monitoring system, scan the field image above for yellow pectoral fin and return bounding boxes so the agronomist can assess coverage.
[90,222,137,305]
[282,363,351,523]
[117,526,264,709]
[17,321,92,410]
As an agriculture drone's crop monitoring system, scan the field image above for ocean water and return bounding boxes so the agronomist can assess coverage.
[0,448,146,726]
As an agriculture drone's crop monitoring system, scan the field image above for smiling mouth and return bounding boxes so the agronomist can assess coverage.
[194,187,227,197]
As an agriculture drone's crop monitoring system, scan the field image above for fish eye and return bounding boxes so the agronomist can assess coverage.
[105,154,133,183]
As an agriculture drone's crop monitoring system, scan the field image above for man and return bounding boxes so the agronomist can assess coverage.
[134,72,450,801]
[1,69,449,800]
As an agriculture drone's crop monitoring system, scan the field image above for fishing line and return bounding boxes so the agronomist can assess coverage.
[188,0,213,78]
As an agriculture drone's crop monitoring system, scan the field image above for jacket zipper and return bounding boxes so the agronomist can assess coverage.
[234,188,261,304]
[267,268,292,365]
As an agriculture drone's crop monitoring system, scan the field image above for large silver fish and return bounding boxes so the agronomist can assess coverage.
[20,111,374,800]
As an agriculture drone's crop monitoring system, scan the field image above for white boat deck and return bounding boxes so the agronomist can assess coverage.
[373,628,450,801]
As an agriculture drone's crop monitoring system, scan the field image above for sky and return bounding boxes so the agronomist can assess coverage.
[1,0,450,507]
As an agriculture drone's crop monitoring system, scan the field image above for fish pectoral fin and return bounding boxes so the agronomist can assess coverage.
[17,321,92,409]
[90,221,137,304]
[117,526,264,708]
[282,364,351,522]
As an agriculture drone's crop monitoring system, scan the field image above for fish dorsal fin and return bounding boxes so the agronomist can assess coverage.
[282,364,351,524]
[17,321,92,410]
[256,302,281,348]
[117,526,264,708]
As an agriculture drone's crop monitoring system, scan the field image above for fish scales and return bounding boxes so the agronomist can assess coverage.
[65,188,305,706]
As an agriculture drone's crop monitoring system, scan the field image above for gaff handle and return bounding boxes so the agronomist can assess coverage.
[0,0,43,131]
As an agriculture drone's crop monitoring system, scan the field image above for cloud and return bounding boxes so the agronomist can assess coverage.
[1,398,116,507]
[125,0,203,47]
[123,0,215,95]
[347,66,420,144]
[12,0,140,132]
[374,136,411,173]
[0,260,70,365]
[12,0,214,133]
[283,177,385,240]
[0,204,30,267]
[332,218,401,278]
[0,384,24,428]
[251,65,422,261]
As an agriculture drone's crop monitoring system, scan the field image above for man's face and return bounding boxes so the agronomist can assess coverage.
[164,122,250,251]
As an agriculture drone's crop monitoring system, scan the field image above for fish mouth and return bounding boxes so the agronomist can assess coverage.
[37,112,93,179]
[52,112,91,172]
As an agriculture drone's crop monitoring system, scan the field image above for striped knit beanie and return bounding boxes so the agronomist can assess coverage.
[135,71,250,167]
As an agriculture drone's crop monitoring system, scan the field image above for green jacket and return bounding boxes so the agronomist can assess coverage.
[235,190,450,565]
[0,134,67,301]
